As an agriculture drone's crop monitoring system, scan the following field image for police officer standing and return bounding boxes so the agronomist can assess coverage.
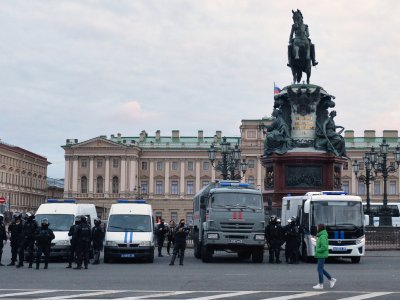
[35,218,55,269]
[8,213,24,267]
[0,214,7,266]
[166,220,176,256]
[265,215,284,263]
[155,219,168,257]
[66,216,80,268]
[91,218,105,264]
[284,217,301,264]
[73,215,91,270]
[23,212,39,268]
[169,219,190,266]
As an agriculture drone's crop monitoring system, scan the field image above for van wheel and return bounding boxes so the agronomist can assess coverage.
[251,247,264,263]
[194,240,202,259]
[238,251,251,260]
[201,245,213,263]
[147,252,154,263]
[351,256,361,264]
[104,253,111,263]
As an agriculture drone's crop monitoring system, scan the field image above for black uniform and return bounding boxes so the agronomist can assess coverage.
[166,224,175,255]
[155,222,168,257]
[66,223,78,268]
[265,219,284,263]
[0,216,7,266]
[73,220,92,269]
[8,218,24,266]
[35,224,55,269]
[284,221,301,264]
[169,222,190,266]
[91,223,105,264]
[23,218,39,267]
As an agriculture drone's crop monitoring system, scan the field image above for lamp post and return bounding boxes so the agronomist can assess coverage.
[352,153,375,226]
[134,186,142,199]
[208,136,247,180]
[365,139,400,226]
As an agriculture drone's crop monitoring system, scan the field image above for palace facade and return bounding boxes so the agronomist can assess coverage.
[62,119,400,221]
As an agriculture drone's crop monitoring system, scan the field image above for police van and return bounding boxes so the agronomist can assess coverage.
[104,200,155,263]
[34,200,97,259]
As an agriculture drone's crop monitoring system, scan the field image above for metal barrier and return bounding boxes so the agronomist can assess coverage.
[365,226,400,250]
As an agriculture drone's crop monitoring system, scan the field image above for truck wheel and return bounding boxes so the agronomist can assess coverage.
[238,251,251,260]
[351,256,361,264]
[251,247,264,263]
[201,245,213,263]
[194,240,202,259]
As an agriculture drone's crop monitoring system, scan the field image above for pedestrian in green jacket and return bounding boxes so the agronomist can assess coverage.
[313,224,336,289]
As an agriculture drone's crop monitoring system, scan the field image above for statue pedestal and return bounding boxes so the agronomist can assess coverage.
[261,152,346,209]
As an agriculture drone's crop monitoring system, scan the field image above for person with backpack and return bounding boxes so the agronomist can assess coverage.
[35,218,55,269]
[73,216,92,270]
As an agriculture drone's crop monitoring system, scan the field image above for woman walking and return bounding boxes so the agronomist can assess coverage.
[313,224,336,289]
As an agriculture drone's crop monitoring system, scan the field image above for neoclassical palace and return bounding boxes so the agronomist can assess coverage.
[62,118,400,221]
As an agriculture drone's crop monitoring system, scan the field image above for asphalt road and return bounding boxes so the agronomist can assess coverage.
[0,243,400,299]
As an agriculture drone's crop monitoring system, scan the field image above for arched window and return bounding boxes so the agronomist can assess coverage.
[112,176,119,194]
[81,176,88,193]
[96,176,104,193]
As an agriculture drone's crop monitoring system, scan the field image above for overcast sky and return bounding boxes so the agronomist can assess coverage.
[1,0,399,178]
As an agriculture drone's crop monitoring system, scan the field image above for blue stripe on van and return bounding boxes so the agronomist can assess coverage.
[130,232,133,243]
[334,231,339,239]
[124,232,128,243]
[340,231,345,239]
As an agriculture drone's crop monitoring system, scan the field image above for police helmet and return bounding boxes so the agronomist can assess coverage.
[290,216,297,224]
[80,215,88,223]
[287,218,293,224]
[41,218,49,227]
[269,215,277,223]
[13,212,23,220]
[276,217,281,224]
[94,217,101,226]
[74,216,81,225]
[0,214,4,222]
[25,212,35,221]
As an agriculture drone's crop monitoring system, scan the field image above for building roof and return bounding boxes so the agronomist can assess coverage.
[0,140,49,163]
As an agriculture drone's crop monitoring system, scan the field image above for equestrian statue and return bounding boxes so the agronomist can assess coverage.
[287,9,318,84]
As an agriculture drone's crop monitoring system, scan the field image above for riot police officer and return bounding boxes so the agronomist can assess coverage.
[35,218,55,269]
[23,212,39,268]
[7,213,24,267]
[73,215,91,269]
[155,219,168,257]
[66,216,80,268]
[91,218,105,264]
[265,215,284,263]
[169,219,190,266]
[284,217,301,264]
[0,214,7,266]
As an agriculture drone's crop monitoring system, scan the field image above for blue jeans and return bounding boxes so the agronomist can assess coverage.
[317,258,332,284]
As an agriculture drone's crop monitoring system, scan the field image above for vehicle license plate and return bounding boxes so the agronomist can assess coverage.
[230,239,243,244]
[332,246,347,251]
[121,253,135,258]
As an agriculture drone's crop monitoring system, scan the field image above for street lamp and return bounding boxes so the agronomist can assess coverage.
[366,139,400,226]
[208,136,247,180]
[134,186,143,199]
[352,156,375,226]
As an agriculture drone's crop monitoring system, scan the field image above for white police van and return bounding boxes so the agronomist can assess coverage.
[35,200,97,259]
[104,200,155,263]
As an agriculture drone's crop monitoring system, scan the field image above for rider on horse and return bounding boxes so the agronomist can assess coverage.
[287,10,318,68]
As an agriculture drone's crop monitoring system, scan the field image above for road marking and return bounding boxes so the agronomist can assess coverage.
[336,292,394,300]
[186,291,259,300]
[260,291,326,300]
[37,290,124,299]
[113,291,193,299]
[0,290,57,298]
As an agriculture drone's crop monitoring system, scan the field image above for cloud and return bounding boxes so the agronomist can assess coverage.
[112,100,166,122]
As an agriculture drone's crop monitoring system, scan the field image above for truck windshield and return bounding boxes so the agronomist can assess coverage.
[107,215,152,232]
[211,193,262,209]
[35,214,74,231]
[312,201,363,228]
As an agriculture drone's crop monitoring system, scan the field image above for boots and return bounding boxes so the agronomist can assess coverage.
[179,251,184,266]
[44,263,48,269]
[36,263,40,270]
[66,263,72,268]
[29,263,33,268]
[169,254,176,266]
[7,261,15,266]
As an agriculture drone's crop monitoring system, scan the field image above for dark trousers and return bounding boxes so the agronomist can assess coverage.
[67,244,76,266]
[0,243,3,263]
[167,238,174,254]
[93,248,101,263]
[10,243,18,263]
[268,242,281,262]
[170,243,185,265]
[76,242,89,267]
[25,239,36,264]
[285,240,299,263]
[36,246,50,267]
[157,237,165,256]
